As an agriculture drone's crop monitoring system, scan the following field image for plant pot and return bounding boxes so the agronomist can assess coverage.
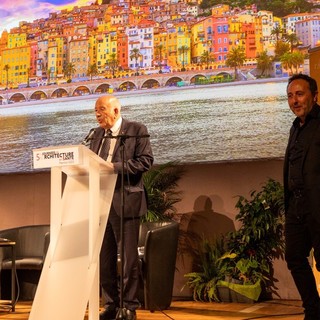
[217,280,261,302]
[230,290,255,303]
[217,285,232,302]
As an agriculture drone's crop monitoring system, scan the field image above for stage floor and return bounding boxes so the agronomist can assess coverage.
[0,299,304,320]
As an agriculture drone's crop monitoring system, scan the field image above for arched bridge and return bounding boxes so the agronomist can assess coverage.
[0,69,234,104]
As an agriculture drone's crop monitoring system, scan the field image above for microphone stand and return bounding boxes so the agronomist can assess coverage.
[113,133,149,320]
[116,134,126,320]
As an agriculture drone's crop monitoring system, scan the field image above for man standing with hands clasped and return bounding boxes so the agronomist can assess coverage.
[84,95,153,320]
[284,74,320,320]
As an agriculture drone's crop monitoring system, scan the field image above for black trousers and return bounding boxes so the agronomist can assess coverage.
[285,199,320,319]
[100,210,141,311]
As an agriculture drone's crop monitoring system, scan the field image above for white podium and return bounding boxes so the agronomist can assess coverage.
[30,145,117,320]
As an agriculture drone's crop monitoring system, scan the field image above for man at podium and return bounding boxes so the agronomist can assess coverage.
[85,95,154,320]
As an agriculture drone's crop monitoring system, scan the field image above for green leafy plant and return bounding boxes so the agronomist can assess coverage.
[226,178,285,284]
[184,238,230,302]
[184,178,285,302]
[220,255,270,285]
[142,161,185,222]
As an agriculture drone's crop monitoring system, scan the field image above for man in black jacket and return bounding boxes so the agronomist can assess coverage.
[87,95,154,320]
[284,74,320,320]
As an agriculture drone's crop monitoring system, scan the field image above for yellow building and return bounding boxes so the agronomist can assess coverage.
[88,34,98,67]
[167,23,191,69]
[228,16,242,49]
[153,28,168,68]
[191,19,206,64]
[47,36,66,81]
[0,45,31,87]
[258,10,282,54]
[7,32,27,49]
[91,31,118,74]
[211,4,230,16]
[0,30,8,52]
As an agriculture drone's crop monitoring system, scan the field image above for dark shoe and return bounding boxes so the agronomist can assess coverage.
[100,305,118,320]
[125,309,137,320]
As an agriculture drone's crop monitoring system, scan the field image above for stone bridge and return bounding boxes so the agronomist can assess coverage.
[0,69,234,104]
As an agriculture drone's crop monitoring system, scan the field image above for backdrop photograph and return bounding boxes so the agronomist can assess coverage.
[1,0,307,173]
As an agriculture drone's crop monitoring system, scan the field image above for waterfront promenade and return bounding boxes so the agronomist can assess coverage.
[0,75,288,108]
[1,68,225,104]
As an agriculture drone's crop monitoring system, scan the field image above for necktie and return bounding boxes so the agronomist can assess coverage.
[99,129,112,160]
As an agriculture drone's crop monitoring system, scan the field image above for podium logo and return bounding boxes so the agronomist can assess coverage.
[36,151,74,161]
[33,146,80,169]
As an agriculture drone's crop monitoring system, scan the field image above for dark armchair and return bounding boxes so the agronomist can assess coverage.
[0,224,50,300]
[138,221,179,312]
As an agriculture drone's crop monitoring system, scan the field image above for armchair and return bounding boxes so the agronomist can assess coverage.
[0,225,50,300]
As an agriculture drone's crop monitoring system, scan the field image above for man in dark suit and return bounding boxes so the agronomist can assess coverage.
[284,74,320,320]
[87,95,153,320]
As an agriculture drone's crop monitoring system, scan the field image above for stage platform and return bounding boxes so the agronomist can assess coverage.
[1,299,304,320]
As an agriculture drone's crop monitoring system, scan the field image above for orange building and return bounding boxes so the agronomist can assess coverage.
[117,31,129,70]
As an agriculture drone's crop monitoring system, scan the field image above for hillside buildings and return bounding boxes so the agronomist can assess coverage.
[1,2,320,88]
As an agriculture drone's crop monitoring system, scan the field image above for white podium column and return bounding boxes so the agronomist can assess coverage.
[30,145,117,320]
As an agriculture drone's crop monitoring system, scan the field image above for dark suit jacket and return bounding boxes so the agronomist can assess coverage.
[89,118,154,218]
[283,103,320,223]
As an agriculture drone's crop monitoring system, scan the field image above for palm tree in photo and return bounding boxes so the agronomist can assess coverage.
[283,33,300,53]
[155,44,164,73]
[274,41,290,61]
[105,53,119,78]
[178,45,189,71]
[200,50,214,69]
[291,51,305,73]
[256,50,273,77]
[26,67,31,87]
[280,52,294,75]
[225,46,246,80]
[87,63,99,81]
[63,62,76,82]
[270,25,284,42]
[130,48,142,75]
[47,68,51,85]
[3,64,10,89]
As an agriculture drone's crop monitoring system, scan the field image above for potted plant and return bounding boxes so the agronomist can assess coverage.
[142,161,185,222]
[184,238,230,302]
[184,178,285,303]
[216,254,270,302]
[224,178,284,300]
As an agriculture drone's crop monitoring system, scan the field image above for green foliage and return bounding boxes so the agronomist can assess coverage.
[274,41,291,60]
[221,255,270,285]
[87,63,99,80]
[199,0,316,17]
[142,161,185,222]
[63,62,76,81]
[256,50,273,77]
[280,51,305,75]
[185,178,285,301]
[184,238,229,302]
[227,178,285,264]
[225,47,246,79]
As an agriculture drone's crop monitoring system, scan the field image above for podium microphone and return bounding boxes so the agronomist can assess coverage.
[81,128,96,146]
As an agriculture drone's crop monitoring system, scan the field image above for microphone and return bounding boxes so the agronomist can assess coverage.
[82,128,96,146]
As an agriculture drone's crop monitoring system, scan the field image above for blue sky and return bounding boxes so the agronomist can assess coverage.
[0,0,94,34]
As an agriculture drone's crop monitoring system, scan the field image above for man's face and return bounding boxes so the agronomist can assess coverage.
[95,97,119,129]
[287,78,317,124]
